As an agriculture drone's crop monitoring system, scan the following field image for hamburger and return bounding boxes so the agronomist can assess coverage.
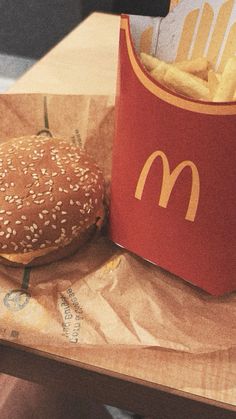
[0,135,105,266]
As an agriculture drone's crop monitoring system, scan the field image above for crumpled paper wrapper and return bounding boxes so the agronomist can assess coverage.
[0,94,235,354]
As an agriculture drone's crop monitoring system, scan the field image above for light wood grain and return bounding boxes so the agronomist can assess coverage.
[8,13,120,96]
[5,11,236,411]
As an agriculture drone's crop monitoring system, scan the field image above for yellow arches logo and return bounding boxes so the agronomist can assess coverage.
[135,151,200,222]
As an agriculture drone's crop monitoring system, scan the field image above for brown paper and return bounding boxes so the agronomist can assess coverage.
[0,94,235,355]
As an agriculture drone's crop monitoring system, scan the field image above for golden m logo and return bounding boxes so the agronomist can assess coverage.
[135,151,200,222]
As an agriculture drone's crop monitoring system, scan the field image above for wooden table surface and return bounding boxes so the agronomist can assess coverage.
[8,13,120,96]
[2,11,236,418]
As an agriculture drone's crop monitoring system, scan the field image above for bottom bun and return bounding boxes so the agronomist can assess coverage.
[0,225,96,268]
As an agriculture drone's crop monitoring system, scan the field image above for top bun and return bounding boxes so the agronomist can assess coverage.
[0,135,105,265]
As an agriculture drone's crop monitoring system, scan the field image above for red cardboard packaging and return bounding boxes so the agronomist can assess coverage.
[110,0,236,295]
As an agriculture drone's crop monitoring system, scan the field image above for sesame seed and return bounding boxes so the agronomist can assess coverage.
[3,220,9,225]
[33,223,38,229]
[21,215,27,220]
[26,235,31,240]
[32,239,38,243]
[42,210,49,214]
[52,224,57,229]
[6,211,12,215]
[52,214,56,220]
[2,245,7,249]
[7,227,12,233]
[61,219,67,224]
[0,231,4,236]
[15,221,22,225]
[40,243,46,248]
[30,226,34,233]
[0,209,5,214]
[39,213,44,219]
[12,230,16,235]
[6,233,10,239]
[44,220,50,226]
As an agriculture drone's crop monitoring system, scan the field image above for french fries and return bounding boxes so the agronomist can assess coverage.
[174,57,210,81]
[151,61,209,101]
[140,52,236,102]
[213,56,236,102]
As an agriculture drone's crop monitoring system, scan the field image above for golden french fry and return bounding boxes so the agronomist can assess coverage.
[175,57,211,80]
[140,52,162,71]
[141,52,236,102]
[147,56,208,88]
[151,63,210,100]
[208,70,221,99]
[213,56,236,102]
[141,53,211,80]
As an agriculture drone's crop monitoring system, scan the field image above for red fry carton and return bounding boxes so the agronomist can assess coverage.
[110,0,236,295]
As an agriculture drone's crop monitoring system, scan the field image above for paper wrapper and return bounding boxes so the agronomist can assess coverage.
[0,94,235,355]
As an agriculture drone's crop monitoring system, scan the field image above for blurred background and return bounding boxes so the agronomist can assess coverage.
[0,0,170,91]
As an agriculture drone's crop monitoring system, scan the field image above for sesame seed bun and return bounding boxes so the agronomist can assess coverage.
[0,135,105,267]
